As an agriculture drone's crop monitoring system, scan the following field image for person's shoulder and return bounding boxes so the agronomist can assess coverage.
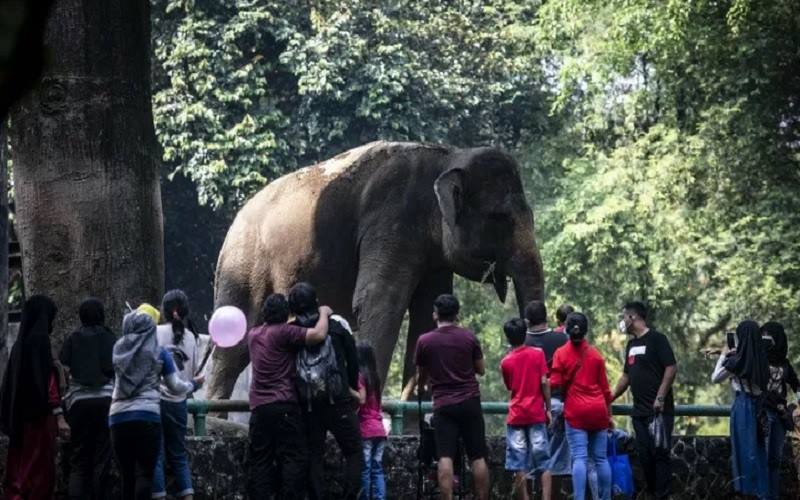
[649,329,671,343]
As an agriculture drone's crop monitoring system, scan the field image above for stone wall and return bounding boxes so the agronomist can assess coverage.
[0,434,796,499]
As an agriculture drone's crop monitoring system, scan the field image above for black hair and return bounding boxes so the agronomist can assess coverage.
[504,318,527,346]
[356,342,382,402]
[79,297,105,327]
[433,294,460,322]
[566,312,589,343]
[623,301,648,321]
[162,289,196,345]
[556,304,574,325]
[524,300,547,325]
[262,294,290,325]
[288,282,318,315]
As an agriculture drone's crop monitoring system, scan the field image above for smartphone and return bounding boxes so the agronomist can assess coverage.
[726,331,736,349]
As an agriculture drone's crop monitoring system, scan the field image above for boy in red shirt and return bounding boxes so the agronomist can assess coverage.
[500,318,552,500]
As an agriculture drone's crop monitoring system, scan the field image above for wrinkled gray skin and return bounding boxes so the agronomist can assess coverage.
[206,141,544,400]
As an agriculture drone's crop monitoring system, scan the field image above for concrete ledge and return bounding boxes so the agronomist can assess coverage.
[0,434,796,498]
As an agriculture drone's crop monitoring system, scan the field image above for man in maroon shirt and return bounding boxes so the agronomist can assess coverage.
[414,294,489,500]
[246,293,332,499]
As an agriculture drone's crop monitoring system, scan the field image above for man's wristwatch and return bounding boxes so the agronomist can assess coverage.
[656,396,665,403]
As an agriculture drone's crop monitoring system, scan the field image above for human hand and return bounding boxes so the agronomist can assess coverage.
[653,398,664,413]
[546,410,552,426]
[319,305,333,317]
[193,374,206,387]
[57,415,71,441]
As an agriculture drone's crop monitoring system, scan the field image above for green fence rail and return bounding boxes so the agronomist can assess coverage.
[187,400,731,437]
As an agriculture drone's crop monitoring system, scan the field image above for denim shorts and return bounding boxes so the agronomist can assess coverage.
[505,423,550,473]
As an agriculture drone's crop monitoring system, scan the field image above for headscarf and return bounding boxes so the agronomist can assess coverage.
[723,320,770,391]
[136,303,161,325]
[0,295,58,438]
[761,321,787,366]
[79,297,105,327]
[112,311,160,399]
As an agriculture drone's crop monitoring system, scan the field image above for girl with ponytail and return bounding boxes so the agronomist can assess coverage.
[550,312,613,500]
[153,289,201,500]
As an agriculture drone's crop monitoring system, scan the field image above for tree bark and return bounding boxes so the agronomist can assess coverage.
[0,124,9,375]
[8,0,164,349]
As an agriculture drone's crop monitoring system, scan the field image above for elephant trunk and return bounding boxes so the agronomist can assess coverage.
[508,225,545,317]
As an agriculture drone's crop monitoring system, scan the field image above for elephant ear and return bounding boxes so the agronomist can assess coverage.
[434,167,465,230]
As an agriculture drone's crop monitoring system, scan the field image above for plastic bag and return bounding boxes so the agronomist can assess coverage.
[608,433,634,499]
[649,414,670,451]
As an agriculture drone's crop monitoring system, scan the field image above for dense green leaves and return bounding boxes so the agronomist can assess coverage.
[153,1,800,427]
[152,0,547,210]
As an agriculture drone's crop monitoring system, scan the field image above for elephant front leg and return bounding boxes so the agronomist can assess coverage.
[352,265,418,385]
[205,339,250,401]
[403,269,453,389]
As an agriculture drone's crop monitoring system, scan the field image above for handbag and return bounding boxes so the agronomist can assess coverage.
[648,413,670,451]
[608,434,634,499]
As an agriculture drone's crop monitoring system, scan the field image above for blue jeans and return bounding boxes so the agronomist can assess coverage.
[152,400,193,498]
[360,438,386,500]
[765,410,786,500]
[565,422,611,500]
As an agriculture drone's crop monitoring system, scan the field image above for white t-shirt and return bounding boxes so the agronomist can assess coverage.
[156,324,198,402]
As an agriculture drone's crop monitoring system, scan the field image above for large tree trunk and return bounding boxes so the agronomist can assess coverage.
[8,0,164,349]
[0,124,9,375]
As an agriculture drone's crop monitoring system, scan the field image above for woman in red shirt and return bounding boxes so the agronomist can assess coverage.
[551,312,612,500]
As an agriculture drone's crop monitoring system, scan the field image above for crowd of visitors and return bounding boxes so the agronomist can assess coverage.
[0,284,797,500]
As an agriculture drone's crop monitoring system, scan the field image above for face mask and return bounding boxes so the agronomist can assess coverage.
[618,319,628,334]
[762,335,775,350]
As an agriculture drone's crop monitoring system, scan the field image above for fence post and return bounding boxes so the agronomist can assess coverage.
[390,403,405,435]
[191,400,208,437]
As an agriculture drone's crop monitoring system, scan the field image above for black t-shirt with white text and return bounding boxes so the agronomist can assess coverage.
[623,329,676,416]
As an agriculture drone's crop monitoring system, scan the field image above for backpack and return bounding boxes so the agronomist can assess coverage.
[295,318,347,410]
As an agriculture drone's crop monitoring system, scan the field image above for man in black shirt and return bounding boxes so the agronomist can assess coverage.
[612,301,678,500]
[289,282,361,500]
[524,300,569,500]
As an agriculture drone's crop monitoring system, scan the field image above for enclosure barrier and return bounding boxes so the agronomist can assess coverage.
[187,400,730,437]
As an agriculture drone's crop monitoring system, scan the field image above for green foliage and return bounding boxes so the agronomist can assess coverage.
[153,1,800,433]
[152,0,547,211]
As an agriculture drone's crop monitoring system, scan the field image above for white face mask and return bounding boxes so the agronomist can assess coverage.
[618,319,628,334]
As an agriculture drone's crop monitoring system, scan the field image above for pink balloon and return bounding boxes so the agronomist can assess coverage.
[209,306,247,348]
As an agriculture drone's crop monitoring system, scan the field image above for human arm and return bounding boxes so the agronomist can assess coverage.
[611,373,630,402]
[400,373,418,401]
[160,349,202,396]
[541,375,552,424]
[473,336,485,376]
[48,371,70,439]
[653,364,677,413]
[417,367,429,394]
[711,350,733,383]
[474,358,486,376]
[304,306,332,345]
[340,321,359,391]
[653,335,678,412]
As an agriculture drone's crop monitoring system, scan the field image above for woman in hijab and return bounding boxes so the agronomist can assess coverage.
[0,295,70,500]
[109,309,203,500]
[59,298,117,500]
[760,322,800,500]
[711,320,770,498]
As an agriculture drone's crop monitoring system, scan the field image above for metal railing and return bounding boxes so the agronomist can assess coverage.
[187,400,730,437]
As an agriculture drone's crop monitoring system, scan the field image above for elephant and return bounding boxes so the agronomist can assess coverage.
[206,141,544,401]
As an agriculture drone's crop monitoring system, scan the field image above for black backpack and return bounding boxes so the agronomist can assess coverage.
[295,317,347,410]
